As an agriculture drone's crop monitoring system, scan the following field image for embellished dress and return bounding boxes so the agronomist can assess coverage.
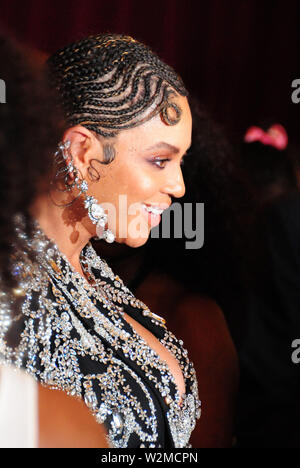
[0,217,201,448]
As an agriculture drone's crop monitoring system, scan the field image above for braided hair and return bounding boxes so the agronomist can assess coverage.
[47,34,188,143]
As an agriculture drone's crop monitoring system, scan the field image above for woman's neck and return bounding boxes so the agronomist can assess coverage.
[30,192,93,276]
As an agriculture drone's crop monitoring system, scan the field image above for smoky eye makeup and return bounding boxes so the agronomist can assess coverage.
[150,156,171,169]
[148,152,188,169]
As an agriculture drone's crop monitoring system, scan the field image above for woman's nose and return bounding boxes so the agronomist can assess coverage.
[163,167,186,199]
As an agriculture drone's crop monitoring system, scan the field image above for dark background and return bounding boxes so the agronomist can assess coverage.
[1,0,299,145]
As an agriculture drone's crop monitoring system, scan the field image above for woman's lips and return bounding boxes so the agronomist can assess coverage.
[141,203,165,227]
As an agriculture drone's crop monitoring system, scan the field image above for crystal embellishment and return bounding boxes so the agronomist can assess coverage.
[0,215,201,448]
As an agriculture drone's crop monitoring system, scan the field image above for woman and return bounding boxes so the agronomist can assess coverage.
[0,32,108,448]
[0,34,201,448]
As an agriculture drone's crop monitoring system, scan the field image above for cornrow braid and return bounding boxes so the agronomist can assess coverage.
[47,34,188,140]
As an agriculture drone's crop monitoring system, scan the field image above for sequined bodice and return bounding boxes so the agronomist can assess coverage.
[0,217,201,448]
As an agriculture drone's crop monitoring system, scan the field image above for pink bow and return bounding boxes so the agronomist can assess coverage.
[244,124,288,150]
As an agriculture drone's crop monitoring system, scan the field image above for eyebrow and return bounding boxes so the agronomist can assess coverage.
[145,142,180,154]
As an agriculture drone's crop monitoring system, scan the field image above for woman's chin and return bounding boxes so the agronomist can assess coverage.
[119,235,150,249]
[113,220,152,248]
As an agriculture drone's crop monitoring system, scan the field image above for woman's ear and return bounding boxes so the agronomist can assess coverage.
[62,125,103,178]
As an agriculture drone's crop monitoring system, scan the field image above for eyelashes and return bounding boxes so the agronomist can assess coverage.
[151,158,170,169]
[150,156,186,169]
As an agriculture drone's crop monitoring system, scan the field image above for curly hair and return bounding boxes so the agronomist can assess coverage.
[47,33,188,143]
[0,33,63,288]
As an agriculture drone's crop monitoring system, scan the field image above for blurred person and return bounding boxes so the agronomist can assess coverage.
[235,124,300,447]
[240,123,297,205]
[0,32,108,448]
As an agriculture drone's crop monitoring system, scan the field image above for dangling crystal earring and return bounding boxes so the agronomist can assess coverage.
[54,140,115,243]
[83,193,115,243]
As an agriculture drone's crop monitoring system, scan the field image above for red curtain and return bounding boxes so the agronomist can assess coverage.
[1,0,299,143]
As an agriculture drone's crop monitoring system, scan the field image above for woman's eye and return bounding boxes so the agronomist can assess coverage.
[152,158,170,169]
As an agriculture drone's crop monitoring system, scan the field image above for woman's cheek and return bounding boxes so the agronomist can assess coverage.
[134,172,160,199]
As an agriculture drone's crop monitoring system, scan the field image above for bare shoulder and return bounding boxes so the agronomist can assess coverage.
[177,294,223,315]
[38,384,109,448]
[175,293,239,447]
[174,293,239,371]
[176,294,229,334]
